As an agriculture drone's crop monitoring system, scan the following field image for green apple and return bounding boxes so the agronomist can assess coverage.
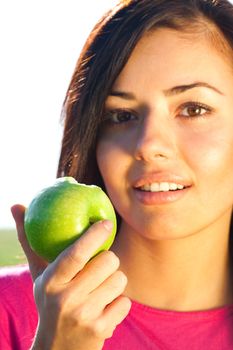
[24,177,117,262]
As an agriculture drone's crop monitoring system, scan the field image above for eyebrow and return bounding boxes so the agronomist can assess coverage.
[164,82,224,96]
[109,82,224,100]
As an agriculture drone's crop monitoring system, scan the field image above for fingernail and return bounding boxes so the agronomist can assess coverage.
[102,220,113,231]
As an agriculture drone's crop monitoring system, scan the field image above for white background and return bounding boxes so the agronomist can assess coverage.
[0,0,117,228]
[1,0,233,228]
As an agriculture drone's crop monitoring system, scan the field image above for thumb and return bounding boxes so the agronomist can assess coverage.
[11,204,48,281]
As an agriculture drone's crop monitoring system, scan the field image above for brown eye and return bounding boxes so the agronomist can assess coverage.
[113,111,132,123]
[106,109,137,124]
[186,106,203,116]
[180,102,212,118]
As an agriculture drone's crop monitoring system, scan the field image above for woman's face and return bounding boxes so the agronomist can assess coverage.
[96,28,233,240]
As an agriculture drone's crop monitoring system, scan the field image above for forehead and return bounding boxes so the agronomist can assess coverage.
[112,28,233,95]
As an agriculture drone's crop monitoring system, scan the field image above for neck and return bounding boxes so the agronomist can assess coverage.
[111,216,233,312]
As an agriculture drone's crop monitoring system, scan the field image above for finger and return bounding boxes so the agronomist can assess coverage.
[68,250,120,295]
[11,204,48,280]
[45,220,114,284]
[92,296,132,339]
[75,270,128,320]
[93,271,128,311]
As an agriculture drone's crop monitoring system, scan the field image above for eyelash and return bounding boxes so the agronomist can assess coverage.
[104,101,213,124]
[178,101,213,119]
[104,109,137,125]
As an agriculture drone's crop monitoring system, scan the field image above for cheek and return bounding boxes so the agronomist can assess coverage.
[183,125,233,202]
[96,139,125,186]
[96,129,134,179]
[96,140,132,215]
[96,141,111,180]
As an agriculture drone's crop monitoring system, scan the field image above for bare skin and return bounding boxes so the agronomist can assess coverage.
[11,26,233,349]
[97,28,233,311]
[111,215,233,311]
[11,205,131,350]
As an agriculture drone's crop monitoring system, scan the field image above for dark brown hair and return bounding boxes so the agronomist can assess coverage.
[57,0,233,188]
[57,0,233,238]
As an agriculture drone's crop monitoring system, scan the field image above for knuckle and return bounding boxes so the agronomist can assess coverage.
[40,272,54,294]
[116,296,132,320]
[111,270,128,290]
[106,271,128,293]
[75,305,90,325]
[41,273,60,296]
[43,278,53,294]
[66,249,86,268]
[102,250,120,268]
[38,278,70,311]
[89,319,106,338]
[115,270,128,285]
[120,296,132,312]
[39,265,59,293]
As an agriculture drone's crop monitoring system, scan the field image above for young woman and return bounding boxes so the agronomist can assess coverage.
[1,0,233,349]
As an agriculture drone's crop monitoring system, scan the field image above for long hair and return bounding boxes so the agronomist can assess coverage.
[57,0,233,183]
[57,0,233,231]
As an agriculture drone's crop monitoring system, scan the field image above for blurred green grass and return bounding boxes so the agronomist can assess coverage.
[0,228,27,266]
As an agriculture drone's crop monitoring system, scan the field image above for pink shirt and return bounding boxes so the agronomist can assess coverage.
[1,265,233,349]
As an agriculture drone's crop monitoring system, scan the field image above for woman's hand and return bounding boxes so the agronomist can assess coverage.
[11,204,131,350]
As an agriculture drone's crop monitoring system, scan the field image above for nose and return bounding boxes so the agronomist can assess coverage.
[134,113,178,163]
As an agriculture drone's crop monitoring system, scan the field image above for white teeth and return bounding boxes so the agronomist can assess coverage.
[140,182,185,192]
[169,183,179,190]
[177,184,184,190]
[159,182,170,192]
[150,183,160,192]
[143,184,151,191]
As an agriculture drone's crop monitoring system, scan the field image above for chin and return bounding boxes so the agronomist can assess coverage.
[123,217,190,241]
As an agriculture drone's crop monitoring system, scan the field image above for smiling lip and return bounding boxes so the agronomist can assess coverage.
[134,186,191,205]
[133,173,191,189]
[133,172,192,205]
